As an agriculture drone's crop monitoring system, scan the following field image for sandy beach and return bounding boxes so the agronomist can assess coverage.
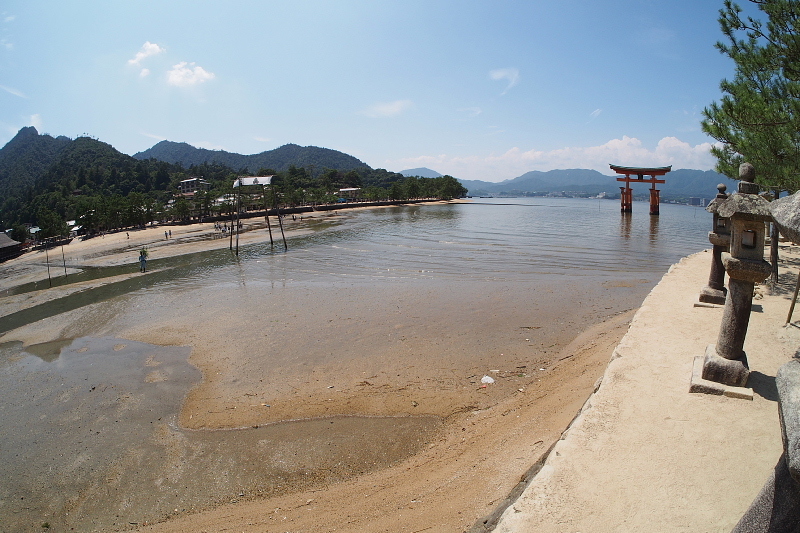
[3,201,786,532]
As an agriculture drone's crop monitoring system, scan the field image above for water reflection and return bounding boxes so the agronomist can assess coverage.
[620,212,632,240]
[649,214,660,245]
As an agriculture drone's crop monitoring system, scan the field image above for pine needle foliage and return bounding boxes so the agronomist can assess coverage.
[702,0,800,191]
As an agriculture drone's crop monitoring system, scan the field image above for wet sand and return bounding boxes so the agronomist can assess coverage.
[0,336,440,532]
[0,204,638,532]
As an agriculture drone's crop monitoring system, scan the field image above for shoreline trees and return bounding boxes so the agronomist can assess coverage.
[0,131,465,238]
[701,0,800,193]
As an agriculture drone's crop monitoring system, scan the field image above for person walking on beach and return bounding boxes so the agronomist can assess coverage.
[139,249,148,272]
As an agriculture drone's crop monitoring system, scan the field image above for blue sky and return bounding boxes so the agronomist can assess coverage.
[0,1,753,181]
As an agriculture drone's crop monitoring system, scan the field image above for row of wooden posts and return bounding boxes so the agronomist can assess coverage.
[229,177,287,256]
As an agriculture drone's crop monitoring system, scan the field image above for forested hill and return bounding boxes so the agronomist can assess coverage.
[134,141,370,173]
[0,127,190,228]
[0,127,71,194]
[0,127,426,231]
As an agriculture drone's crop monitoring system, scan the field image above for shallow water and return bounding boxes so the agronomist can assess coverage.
[0,198,713,530]
[0,337,440,532]
[2,199,711,337]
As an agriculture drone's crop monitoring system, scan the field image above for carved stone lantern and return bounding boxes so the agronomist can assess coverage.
[701,163,772,387]
[699,184,731,305]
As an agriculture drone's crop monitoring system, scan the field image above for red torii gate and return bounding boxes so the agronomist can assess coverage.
[610,164,671,215]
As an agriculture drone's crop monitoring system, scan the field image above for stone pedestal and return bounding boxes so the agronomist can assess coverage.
[699,184,730,305]
[698,163,772,390]
[717,261,771,352]
[701,252,771,387]
[701,344,749,387]
[698,230,729,304]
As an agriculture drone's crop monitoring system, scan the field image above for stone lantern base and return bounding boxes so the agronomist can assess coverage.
[699,286,727,305]
[701,344,750,387]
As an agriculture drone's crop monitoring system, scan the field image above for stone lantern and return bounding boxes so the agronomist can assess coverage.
[701,163,772,387]
[699,183,731,305]
[771,190,800,244]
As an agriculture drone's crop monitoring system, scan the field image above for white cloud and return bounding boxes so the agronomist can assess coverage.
[141,132,166,141]
[489,68,520,95]
[0,84,26,98]
[128,41,165,66]
[139,68,150,77]
[167,62,215,87]
[1,38,12,50]
[29,114,42,130]
[254,136,272,143]
[361,99,413,118]
[459,106,482,118]
[4,14,15,23]
[386,136,719,182]
[590,109,602,119]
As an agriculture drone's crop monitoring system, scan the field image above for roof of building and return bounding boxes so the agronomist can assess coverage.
[609,164,672,175]
[233,176,273,187]
[0,232,21,249]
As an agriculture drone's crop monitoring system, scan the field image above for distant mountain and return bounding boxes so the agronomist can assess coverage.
[134,141,370,174]
[0,126,71,193]
[0,128,411,227]
[458,168,735,200]
[664,169,733,198]
[400,167,443,179]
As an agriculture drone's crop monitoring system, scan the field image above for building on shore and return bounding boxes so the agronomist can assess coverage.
[178,177,210,197]
[0,232,23,262]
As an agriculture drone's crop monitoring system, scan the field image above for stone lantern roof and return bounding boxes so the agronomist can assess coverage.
[717,193,772,221]
[705,183,729,214]
[771,191,800,243]
[717,163,771,222]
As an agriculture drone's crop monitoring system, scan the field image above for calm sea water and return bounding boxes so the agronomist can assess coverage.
[1,197,712,335]
[0,197,715,530]
[185,196,713,289]
[279,197,710,278]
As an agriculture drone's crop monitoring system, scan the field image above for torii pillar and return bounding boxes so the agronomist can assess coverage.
[610,165,672,215]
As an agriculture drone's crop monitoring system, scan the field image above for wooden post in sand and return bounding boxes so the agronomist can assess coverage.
[272,188,288,251]
[61,242,68,277]
[233,176,283,252]
[262,184,274,248]
[235,178,241,256]
[229,196,234,252]
[787,273,800,326]
[44,239,52,287]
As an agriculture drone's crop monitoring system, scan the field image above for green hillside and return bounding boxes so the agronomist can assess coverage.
[0,128,464,237]
[134,141,370,173]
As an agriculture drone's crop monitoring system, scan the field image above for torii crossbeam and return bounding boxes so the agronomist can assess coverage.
[610,164,671,215]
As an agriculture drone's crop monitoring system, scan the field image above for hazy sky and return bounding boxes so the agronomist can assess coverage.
[1,1,752,181]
